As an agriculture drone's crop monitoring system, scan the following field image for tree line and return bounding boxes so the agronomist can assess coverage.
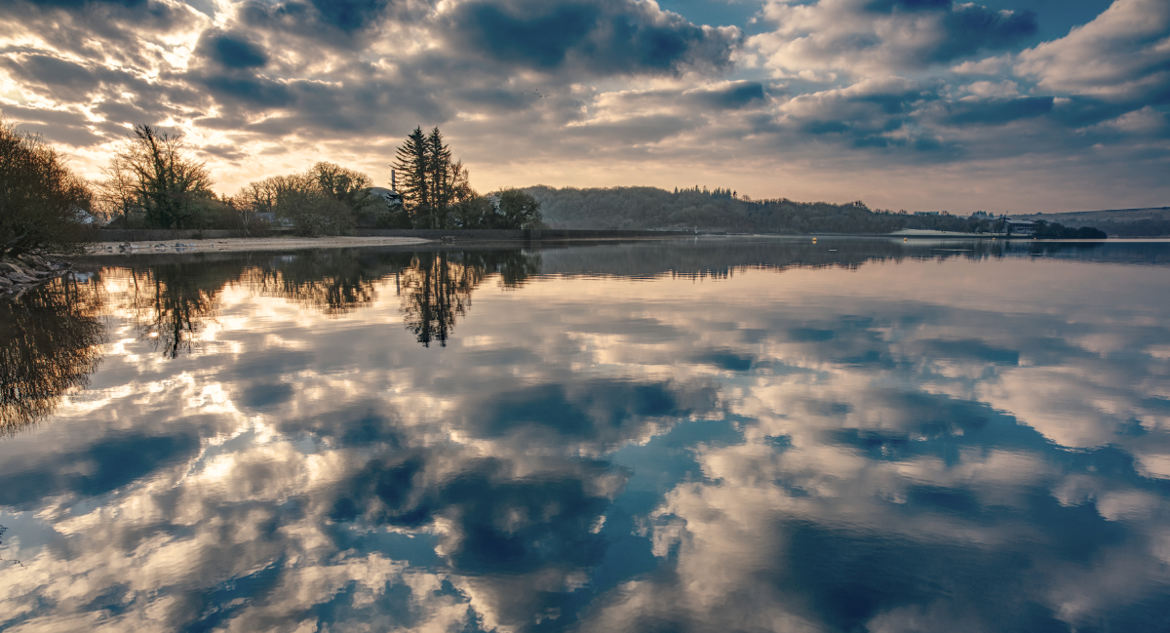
[1,120,543,256]
[525,185,1107,237]
[4,116,1115,258]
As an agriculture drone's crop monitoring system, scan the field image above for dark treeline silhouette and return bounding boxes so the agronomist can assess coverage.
[524,185,1108,236]
[1031,220,1108,239]
[11,117,1125,244]
[1017,207,1170,237]
[0,275,104,432]
[1099,218,1170,237]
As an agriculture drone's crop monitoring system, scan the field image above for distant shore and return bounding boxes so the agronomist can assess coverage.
[84,235,432,256]
[80,230,1119,258]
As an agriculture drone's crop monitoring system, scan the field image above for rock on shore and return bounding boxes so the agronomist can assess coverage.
[0,252,72,298]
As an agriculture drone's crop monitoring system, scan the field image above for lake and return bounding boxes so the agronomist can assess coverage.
[2,237,1169,632]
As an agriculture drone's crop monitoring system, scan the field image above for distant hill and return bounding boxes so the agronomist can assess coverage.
[1015,207,1170,237]
[523,185,1109,237]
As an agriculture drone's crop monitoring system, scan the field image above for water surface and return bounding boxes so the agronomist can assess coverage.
[1,238,1169,632]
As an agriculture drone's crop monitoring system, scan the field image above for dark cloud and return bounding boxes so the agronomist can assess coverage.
[750,0,1038,77]
[466,379,716,445]
[0,430,199,508]
[1047,97,1153,129]
[445,0,738,76]
[696,81,767,109]
[692,348,755,371]
[935,4,1037,63]
[198,74,295,107]
[12,0,179,29]
[237,0,423,47]
[945,96,1055,125]
[332,454,618,573]
[3,53,94,87]
[780,81,958,156]
[26,0,148,7]
[197,29,269,69]
[862,0,1039,62]
[309,0,390,32]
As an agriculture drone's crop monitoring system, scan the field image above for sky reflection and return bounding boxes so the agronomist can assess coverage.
[1,239,1168,632]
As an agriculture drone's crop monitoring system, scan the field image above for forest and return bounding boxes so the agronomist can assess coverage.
[524,185,1107,237]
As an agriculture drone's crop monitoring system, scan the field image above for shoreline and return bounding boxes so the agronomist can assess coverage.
[83,235,433,256]
[1,253,71,297]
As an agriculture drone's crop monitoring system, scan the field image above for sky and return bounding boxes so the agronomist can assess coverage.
[0,0,1167,213]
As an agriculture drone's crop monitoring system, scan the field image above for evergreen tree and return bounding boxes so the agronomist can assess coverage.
[427,127,452,229]
[392,126,472,229]
[393,127,431,227]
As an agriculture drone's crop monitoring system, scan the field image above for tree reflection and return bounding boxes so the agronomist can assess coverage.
[0,275,104,433]
[251,250,382,316]
[398,252,478,347]
[397,250,538,347]
[125,258,242,358]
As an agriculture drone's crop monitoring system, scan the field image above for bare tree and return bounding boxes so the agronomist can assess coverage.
[106,124,213,229]
[233,168,362,236]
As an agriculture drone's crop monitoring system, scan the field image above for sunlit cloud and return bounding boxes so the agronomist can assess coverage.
[0,0,1165,211]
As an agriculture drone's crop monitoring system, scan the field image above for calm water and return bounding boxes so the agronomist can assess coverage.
[2,238,1169,632]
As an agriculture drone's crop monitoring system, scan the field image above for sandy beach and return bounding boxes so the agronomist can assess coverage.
[84,235,432,256]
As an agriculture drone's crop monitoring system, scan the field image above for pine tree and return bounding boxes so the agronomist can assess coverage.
[426,127,452,229]
[393,126,467,229]
[393,127,431,227]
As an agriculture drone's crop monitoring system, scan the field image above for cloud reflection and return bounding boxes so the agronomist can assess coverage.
[1,239,1169,632]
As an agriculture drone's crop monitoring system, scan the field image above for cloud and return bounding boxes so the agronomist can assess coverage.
[1016,0,1170,102]
[4,245,1170,632]
[0,54,97,100]
[748,0,1037,78]
[442,0,740,76]
[237,0,431,47]
[773,77,956,153]
[943,96,1055,125]
[0,0,1166,210]
[195,29,269,69]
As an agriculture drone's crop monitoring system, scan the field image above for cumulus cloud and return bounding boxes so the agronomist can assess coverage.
[0,0,1166,210]
[1016,0,1170,102]
[748,0,1037,79]
[441,0,740,76]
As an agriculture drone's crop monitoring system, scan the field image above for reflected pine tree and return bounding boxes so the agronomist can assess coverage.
[397,249,539,347]
[398,251,480,347]
[0,275,104,433]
